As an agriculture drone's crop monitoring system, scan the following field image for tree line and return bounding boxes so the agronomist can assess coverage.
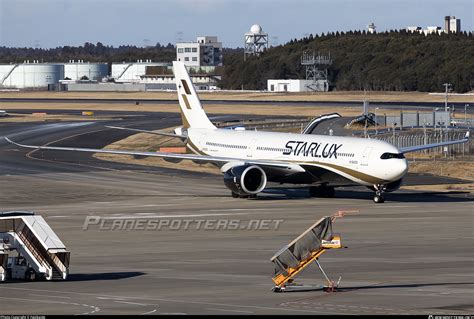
[1,31,472,92]
[221,30,473,93]
[0,42,176,64]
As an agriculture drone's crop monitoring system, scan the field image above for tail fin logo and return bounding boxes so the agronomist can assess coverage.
[179,79,192,109]
[180,80,192,95]
[181,94,192,110]
[173,61,216,130]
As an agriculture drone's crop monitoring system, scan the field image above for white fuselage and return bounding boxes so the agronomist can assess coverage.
[187,128,409,186]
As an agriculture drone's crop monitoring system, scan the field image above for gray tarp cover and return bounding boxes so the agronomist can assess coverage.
[272,217,333,276]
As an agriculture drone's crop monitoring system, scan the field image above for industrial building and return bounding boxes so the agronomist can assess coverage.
[445,16,461,33]
[0,62,64,89]
[367,23,376,34]
[267,79,314,92]
[0,61,108,89]
[111,60,170,83]
[407,25,443,35]
[0,35,224,91]
[64,61,108,81]
[108,60,220,91]
[0,59,219,91]
[407,15,461,35]
[176,36,222,67]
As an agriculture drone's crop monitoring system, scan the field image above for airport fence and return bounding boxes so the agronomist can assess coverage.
[375,110,472,129]
[372,129,472,156]
[217,118,310,131]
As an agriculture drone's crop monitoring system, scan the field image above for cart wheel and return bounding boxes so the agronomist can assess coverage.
[25,268,36,281]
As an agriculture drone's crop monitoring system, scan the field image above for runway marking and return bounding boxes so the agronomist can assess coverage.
[25,127,122,173]
[0,287,345,314]
[103,212,252,219]
[0,296,101,315]
[28,293,71,299]
[115,300,149,306]
[207,308,254,314]
[142,309,158,315]
[370,205,418,208]
[96,296,126,301]
[203,208,272,212]
[142,204,180,207]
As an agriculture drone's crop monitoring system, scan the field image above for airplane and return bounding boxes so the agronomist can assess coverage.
[5,61,470,203]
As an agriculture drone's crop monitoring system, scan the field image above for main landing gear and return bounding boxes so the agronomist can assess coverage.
[309,185,335,198]
[373,184,386,203]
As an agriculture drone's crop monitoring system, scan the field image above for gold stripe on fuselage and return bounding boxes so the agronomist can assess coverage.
[186,137,385,185]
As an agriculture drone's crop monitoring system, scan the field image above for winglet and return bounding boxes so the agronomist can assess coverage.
[465,131,470,139]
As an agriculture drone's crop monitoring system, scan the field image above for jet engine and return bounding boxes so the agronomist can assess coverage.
[223,165,267,195]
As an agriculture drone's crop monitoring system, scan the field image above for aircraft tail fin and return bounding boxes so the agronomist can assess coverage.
[172,61,215,129]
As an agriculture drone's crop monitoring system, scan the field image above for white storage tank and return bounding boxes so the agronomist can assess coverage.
[0,63,64,89]
[111,61,169,82]
[64,61,108,81]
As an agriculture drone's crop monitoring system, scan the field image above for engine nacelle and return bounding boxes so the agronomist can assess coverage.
[223,165,267,195]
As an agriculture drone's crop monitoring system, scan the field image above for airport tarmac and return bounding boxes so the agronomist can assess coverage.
[0,112,472,315]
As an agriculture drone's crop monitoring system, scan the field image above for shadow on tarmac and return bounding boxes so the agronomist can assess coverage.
[66,271,146,281]
[0,272,146,284]
[276,282,474,294]
[260,187,473,203]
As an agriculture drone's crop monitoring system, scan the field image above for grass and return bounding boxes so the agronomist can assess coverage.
[1,90,473,103]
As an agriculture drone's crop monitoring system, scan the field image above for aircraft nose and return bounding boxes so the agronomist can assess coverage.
[393,158,408,180]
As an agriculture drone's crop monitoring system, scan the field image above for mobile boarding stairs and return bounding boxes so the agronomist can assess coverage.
[271,214,347,292]
[0,211,70,282]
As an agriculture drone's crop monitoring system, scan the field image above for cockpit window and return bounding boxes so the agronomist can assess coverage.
[380,152,405,159]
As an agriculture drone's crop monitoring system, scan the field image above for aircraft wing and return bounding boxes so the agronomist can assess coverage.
[105,125,187,140]
[399,131,470,154]
[4,137,305,173]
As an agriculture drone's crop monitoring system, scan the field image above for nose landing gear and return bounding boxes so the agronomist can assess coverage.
[373,184,386,203]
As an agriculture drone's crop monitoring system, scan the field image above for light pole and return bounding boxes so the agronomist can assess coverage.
[442,83,451,113]
[392,122,396,145]
[375,107,380,135]
[465,104,469,125]
[446,106,450,129]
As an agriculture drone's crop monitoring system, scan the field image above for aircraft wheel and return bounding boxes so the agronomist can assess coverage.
[231,192,240,198]
[25,268,36,281]
[373,194,385,203]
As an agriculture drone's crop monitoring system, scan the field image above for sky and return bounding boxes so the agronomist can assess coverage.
[0,0,472,48]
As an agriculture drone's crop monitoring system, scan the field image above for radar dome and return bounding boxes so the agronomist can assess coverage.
[250,24,262,34]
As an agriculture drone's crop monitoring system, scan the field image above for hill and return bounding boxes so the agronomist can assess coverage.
[221,31,474,93]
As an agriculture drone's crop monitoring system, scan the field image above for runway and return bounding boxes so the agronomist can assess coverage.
[0,112,472,315]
